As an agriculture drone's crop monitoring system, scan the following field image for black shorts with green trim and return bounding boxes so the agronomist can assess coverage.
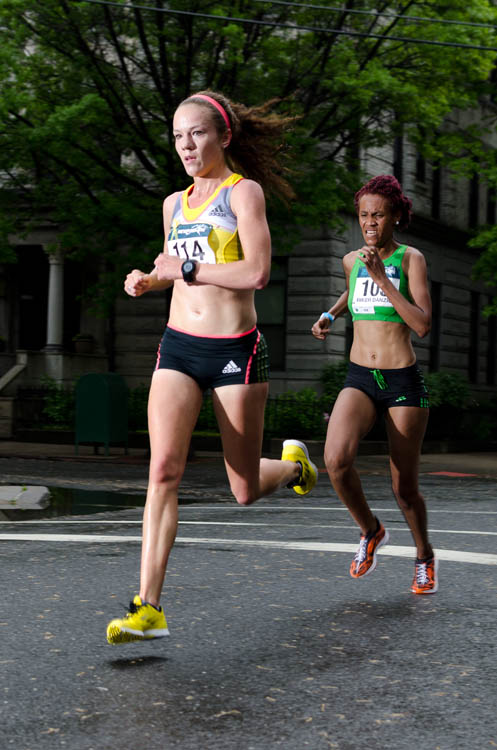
[343,362,429,411]
[155,325,269,390]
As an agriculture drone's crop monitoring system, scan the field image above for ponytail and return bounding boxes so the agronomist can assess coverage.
[181,90,296,203]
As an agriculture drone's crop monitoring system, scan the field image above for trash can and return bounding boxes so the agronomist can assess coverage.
[75,373,128,455]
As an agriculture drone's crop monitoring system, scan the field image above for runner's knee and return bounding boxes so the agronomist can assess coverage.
[391,478,421,510]
[325,446,354,481]
[230,481,259,506]
[148,455,184,489]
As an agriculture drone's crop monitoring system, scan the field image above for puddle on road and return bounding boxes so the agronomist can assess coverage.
[1,485,208,520]
[0,486,145,520]
[51,486,146,516]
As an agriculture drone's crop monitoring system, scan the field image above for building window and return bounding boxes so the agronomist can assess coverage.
[429,281,441,372]
[393,135,403,183]
[345,318,353,359]
[486,187,496,225]
[431,164,441,220]
[469,173,480,229]
[469,291,480,383]
[255,257,287,370]
[346,133,360,171]
[14,245,49,351]
[415,152,426,183]
[487,299,496,386]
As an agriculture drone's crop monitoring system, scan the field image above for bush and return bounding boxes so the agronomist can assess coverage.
[127,388,221,434]
[265,388,328,439]
[196,396,218,432]
[424,371,471,408]
[319,360,349,404]
[459,396,497,441]
[41,377,75,429]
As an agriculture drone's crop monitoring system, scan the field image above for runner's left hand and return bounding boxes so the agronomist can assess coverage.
[357,245,387,283]
[154,253,183,282]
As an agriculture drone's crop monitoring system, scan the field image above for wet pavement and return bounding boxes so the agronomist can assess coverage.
[0,439,496,493]
[0,441,496,749]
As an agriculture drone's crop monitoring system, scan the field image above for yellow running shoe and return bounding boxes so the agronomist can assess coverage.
[281,439,318,496]
[106,595,169,645]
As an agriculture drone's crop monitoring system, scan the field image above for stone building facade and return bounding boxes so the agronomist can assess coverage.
[0,128,496,438]
[269,133,497,398]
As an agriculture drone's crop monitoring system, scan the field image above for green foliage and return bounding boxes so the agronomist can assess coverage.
[93,386,331,439]
[469,227,497,317]
[1,0,497,306]
[264,389,328,439]
[424,371,471,408]
[461,408,496,441]
[40,379,154,433]
[319,360,349,404]
[196,397,218,432]
[127,387,220,434]
[40,377,75,429]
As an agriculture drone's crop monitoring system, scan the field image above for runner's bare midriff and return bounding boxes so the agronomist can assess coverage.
[350,320,416,369]
[168,282,257,336]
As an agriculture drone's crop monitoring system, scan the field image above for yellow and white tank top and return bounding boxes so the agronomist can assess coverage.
[167,173,244,264]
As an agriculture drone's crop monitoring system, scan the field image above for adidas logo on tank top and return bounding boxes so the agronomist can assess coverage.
[208,204,227,218]
[222,360,242,374]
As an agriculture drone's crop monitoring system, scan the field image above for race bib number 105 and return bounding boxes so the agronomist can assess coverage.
[167,223,216,264]
[351,265,400,314]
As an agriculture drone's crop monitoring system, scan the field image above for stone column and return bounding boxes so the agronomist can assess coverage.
[44,249,64,352]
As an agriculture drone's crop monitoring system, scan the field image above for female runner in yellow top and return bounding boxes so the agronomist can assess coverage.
[312,175,438,595]
[106,91,318,644]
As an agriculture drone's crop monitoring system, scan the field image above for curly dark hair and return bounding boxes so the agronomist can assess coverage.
[179,90,296,203]
[354,175,413,230]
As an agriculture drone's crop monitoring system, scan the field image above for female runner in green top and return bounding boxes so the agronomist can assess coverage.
[312,175,438,595]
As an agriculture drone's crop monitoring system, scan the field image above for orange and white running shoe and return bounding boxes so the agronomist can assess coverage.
[350,518,389,578]
[411,556,439,594]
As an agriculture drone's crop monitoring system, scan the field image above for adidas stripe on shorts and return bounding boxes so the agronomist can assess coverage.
[155,325,269,390]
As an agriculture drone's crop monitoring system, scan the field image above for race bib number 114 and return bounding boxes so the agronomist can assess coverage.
[168,223,216,264]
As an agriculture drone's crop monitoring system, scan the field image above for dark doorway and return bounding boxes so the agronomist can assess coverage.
[16,246,49,350]
[63,256,83,350]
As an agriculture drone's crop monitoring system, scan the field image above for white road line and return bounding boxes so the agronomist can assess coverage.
[179,522,497,536]
[0,533,495,565]
[0,533,139,543]
[245,507,497,515]
[0,519,495,537]
[2,505,496,515]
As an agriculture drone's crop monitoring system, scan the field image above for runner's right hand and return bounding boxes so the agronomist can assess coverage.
[124,270,151,297]
[311,317,331,340]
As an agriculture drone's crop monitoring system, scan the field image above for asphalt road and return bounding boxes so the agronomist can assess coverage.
[0,453,496,749]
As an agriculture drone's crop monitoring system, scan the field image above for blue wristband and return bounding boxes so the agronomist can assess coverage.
[320,312,335,323]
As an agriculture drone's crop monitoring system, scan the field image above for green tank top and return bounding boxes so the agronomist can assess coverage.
[347,244,411,324]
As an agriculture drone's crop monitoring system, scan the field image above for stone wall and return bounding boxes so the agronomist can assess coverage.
[82,118,497,398]
[109,214,496,399]
[113,292,169,389]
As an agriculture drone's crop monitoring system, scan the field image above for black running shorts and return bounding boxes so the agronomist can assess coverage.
[155,325,269,390]
[343,361,429,411]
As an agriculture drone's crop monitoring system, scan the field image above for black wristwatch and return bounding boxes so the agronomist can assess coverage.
[181,259,197,283]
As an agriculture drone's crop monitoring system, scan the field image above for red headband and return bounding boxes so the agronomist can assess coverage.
[193,94,231,130]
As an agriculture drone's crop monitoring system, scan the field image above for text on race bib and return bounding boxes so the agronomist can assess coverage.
[167,223,216,264]
[352,265,400,314]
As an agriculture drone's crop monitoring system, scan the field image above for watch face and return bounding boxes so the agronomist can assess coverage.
[183,260,194,273]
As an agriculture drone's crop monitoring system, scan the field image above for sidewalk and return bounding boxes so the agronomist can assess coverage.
[0,439,496,479]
